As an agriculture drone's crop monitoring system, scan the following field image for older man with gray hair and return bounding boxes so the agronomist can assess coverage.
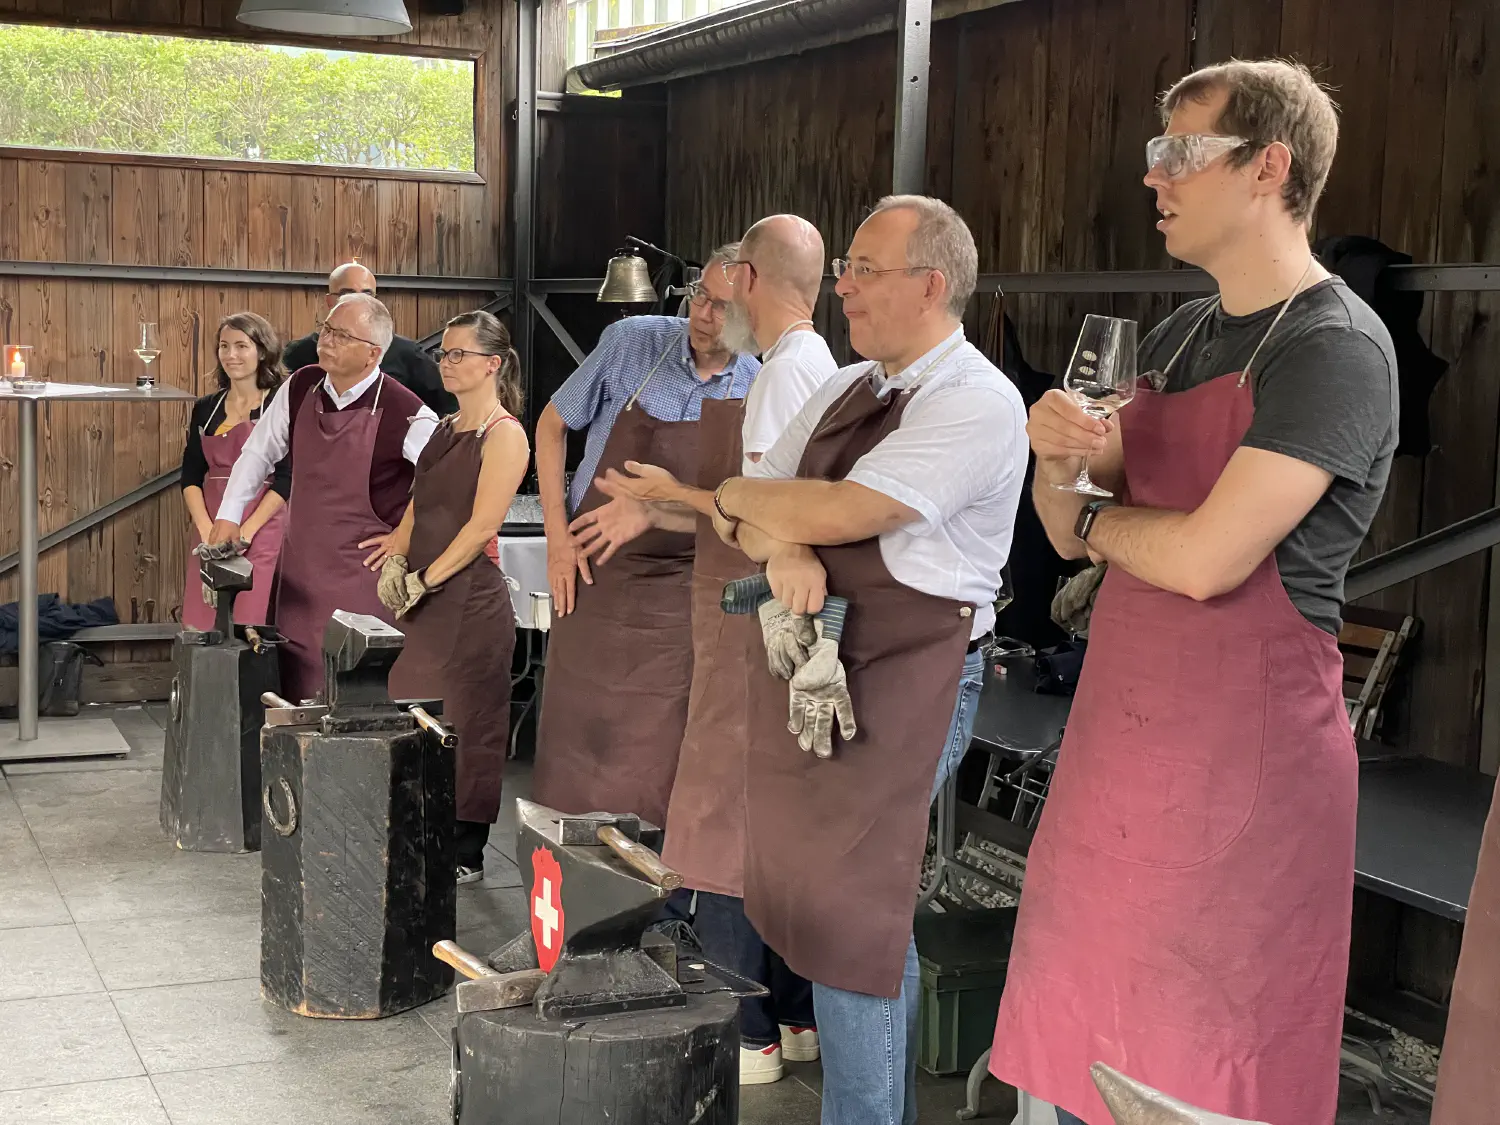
[700,195,1027,1124]
[209,291,438,702]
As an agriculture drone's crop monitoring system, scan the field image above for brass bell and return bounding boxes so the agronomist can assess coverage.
[597,252,657,304]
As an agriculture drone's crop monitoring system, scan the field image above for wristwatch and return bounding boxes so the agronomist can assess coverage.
[1074,499,1118,544]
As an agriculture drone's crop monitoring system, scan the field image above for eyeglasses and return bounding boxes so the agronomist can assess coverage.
[434,348,502,365]
[720,258,757,283]
[316,320,379,349]
[1145,133,1251,179]
[831,259,936,281]
[688,286,730,317]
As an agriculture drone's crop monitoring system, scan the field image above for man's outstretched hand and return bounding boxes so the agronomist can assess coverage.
[597,461,683,504]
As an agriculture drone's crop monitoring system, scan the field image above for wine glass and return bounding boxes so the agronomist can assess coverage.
[1052,314,1138,497]
[135,322,161,388]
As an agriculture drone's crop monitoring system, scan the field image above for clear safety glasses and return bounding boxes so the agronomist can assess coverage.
[1145,133,1249,179]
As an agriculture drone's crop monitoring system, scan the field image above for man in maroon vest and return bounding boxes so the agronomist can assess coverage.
[208,293,438,703]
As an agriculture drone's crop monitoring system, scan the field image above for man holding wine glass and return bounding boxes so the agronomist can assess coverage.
[990,59,1399,1124]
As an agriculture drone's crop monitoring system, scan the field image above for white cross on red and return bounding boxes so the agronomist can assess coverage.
[533,877,560,949]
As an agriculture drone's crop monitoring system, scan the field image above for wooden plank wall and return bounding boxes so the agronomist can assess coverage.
[0,0,512,651]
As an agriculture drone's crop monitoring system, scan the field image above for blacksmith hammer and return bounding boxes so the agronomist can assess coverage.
[554,812,684,890]
[433,940,546,1014]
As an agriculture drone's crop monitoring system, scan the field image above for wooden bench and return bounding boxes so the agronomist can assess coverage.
[1340,606,1418,741]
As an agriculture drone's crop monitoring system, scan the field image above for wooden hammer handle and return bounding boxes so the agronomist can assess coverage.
[597,825,684,891]
[261,692,294,710]
[432,940,494,980]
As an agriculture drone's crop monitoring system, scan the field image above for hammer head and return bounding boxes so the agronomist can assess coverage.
[201,554,254,594]
[455,969,545,1014]
[554,812,657,849]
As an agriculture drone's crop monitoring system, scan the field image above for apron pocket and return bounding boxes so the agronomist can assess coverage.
[1068,625,1269,870]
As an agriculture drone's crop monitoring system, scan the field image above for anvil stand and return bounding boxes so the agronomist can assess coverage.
[1,380,196,761]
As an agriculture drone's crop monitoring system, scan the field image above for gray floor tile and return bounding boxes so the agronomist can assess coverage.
[414,990,457,1042]
[48,849,262,925]
[455,884,529,954]
[0,1076,171,1124]
[0,993,144,1092]
[0,795,70,931]
[6,770,172,862]
[112,976,447,1076]
[0,924,105,1002]
[77,911,261,992]
[150,1045,451,1125]
[739,1072,825,1125]
[143,703,169,730]
[477,849,522,888]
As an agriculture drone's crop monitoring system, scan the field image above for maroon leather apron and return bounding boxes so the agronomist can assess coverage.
[182,395,285,630]
[990,338,1356,1122]
[531,400,700,830]
[1432,792,1500,1123]
[661,396,761,896]
[273,376,401,703]
[742,366,974,999]
[387,416,519,824]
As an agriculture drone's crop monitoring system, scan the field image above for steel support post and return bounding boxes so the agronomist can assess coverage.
[892,0,932,195]
[515,0,539,413]
[17,398,38,741]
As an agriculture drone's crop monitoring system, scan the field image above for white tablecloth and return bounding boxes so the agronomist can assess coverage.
[496,535,549,629]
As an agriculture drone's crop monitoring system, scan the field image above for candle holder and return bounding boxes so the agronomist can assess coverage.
[2,344,42,392]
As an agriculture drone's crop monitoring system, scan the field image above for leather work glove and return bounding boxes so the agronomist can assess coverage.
[394,570,430,619]
[1051,563,1106,639]
[787,598,855,759]
[757,598,817,680]
[377,555,410,614]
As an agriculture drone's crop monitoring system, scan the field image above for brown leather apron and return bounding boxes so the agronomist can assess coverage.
[660,396,761,896]
[273,375,400,703]
[1433,788,1500,1123]
[387,417,518,824]
[742,367,975,999]
[531,399,701,830]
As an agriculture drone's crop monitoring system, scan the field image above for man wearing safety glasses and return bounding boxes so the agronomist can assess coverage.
[990,60,1398,1124]
[530,245,760,874]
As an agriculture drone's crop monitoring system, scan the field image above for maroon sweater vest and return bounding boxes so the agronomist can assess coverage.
[284,366,424,527]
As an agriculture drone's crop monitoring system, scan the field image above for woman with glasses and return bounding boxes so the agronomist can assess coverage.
[180,312,290,630]
[374,311,530,884]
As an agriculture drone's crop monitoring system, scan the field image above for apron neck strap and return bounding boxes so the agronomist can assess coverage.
[1238,256,1317,387]
[876,336,966,400]
[201,390,228,437]
[765,319,815,360]
[369,371,384,414]
[625,331,688,412]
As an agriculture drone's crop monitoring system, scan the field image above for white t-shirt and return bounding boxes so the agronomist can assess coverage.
[748,328,1028,638]
[740,328,840,472]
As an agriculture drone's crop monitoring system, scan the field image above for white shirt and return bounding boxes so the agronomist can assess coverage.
[216,366,439,523]
[748,327,1028,638]
[740,328,841,472]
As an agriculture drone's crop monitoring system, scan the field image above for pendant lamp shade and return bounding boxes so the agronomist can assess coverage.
[597,253,658,304]
[237,0,413,36]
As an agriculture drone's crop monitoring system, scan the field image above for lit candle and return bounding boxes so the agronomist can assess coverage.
[6,348,22,381]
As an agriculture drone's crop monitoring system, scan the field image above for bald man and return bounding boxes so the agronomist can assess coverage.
[575,214,839,1085]
[283,262,457,416]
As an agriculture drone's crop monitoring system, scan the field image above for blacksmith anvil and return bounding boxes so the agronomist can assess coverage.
[159,555,282,853]
[259,610,457,1020]
[441,798,763,1124]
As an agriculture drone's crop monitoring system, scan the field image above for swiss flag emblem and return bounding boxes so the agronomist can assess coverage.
[530,846,565,972]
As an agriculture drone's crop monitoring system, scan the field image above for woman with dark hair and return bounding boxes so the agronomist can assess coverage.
[367,310,530,883]
[180,312,291,630]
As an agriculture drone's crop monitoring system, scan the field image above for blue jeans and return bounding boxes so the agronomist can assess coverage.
[811,647,986,1125]
[694,890,816,1047]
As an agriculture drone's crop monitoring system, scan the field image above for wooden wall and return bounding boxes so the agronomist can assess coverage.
[0,1,512,650]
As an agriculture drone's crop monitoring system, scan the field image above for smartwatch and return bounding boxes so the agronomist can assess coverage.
[1074,499,1118,544]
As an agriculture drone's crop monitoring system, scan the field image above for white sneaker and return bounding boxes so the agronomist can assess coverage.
[739,1042,784,1085]
[779,1024,820,1062]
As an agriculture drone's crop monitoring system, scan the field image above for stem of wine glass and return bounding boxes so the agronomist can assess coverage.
[1074,454,1095,492]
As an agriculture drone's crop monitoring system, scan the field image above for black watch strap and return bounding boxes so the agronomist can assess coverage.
[1075,499,1117,543]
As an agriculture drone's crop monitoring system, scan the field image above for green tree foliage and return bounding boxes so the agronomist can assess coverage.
[0,24,475,172]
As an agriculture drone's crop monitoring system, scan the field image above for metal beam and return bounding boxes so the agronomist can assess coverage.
[0,469,182,580]
[514,0,539,412]
[0,260,512,293]
[528,292,587,366]
[892,0,932,195]
[1346,507,1500,602]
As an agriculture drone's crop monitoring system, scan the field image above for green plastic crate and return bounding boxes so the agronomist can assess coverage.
[914,906,1018,1077]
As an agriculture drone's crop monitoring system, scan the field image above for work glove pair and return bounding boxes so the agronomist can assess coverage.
[377,554,430,619]
[194,538,248,562]
[725,575,857,760]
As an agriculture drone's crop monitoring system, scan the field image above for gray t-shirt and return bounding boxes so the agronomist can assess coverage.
[1137,276,1398,634]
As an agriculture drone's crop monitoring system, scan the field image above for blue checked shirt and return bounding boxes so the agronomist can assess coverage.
[551,315,760,513]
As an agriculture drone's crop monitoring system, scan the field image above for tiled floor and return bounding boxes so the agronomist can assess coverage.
[0,705,1431,1124]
